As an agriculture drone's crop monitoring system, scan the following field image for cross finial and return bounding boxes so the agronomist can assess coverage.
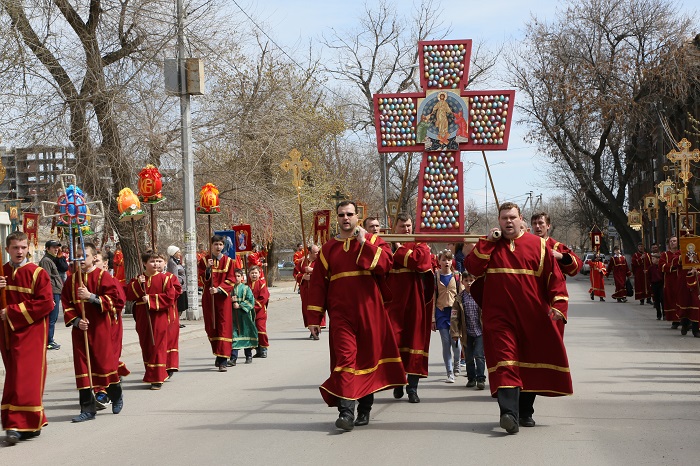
[280,148,312,190]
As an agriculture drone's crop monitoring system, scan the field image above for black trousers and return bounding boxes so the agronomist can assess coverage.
[406,374,420,394]
[338,393,374,417]
[79,383,122,414]
[651,281,664,318]
[497,387,536,419]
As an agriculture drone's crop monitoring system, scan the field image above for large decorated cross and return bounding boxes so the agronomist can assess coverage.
[372,40,515,234]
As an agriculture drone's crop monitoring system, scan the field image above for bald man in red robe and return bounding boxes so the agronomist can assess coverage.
[306,201,405,432]
[466,202,572,435]
[0,232,54,445]
[386,213,434,404]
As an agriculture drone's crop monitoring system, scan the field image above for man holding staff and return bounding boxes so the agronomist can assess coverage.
[465,202,572,434]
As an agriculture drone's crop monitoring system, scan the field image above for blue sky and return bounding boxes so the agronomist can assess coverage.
[229,0,693,212]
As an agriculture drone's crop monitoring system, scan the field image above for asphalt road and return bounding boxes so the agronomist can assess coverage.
[1,277,699,465]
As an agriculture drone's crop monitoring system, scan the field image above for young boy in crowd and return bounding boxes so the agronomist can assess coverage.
[62,242,126,422]
[125,251,176,390]
[451,271,486,390]
[229,269,258,366]
[589,254,607,302]
[248,265,270,358]
[155,253,182,379]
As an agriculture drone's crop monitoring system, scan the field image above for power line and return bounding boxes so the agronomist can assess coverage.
[230,0,351,105]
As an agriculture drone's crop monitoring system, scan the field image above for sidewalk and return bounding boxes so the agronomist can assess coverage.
[0,281,298,377]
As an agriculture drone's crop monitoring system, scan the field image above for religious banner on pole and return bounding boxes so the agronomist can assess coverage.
[5,200,21,232]
[22,212,39,246]
[313,210,330,244]
[231,224,252,253]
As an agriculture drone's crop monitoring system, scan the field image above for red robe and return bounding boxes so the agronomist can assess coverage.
[197,254,235,358]
[296,258,326,328]
[306,234,405,406]
[465,233,572,398]
[113,291,130,378]
[1,262,54,433]
[62,268,125,390]
[247,252,266,280]
[659,250,681,321]
[113,249,125,284]
[546,237,582,277]
[249,278,270,348]
[607,255,631,299]
[631,251,652,300]
[588,260,607,297]
[164,271,182,371]
[386,242,433,378]
[680,272,700,323]
[125,273,176,383]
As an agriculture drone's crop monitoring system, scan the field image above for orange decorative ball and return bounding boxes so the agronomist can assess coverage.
[197,183,221,214]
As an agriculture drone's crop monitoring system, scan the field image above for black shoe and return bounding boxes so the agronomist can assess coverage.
[245,357,253,364]
[261,349,268,358]
[6,430,20,445]
[179,324,186,328]
[519,417,536,427]
[167,369,175,379]
[657,316,662,320]
[72,412,96,423]
[20,430,40,440]
[408,392,420,403]
[227,359,236,367]
[590,293,594,301]
[354,412,370,426]
[218,364,227,372]
[681,322,690,335]
[393,387,404,399]
[253,353,262,358]
[335,413,354,431]
[639,301,644,305]
[112,395,124,414]
[499,413,519,434]
[600,298,605,302]
[646,299,652,304]
[466,379,477,388]
[151,383,163,390]
[671,322,680,329]
[617,299,622,303]
[694,332,700,338]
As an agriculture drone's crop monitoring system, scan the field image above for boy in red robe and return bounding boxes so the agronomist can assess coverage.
[588,254,607,301]
[249,265,270,357]
[156,254,182,378]
[296,245,325,337]
[0,232,54,445]
[386,213,433,404]
[197,235,236,371]
[307,201,405,431]
[465,202,572,434]
[125,252,176,389]
[631,243,652,305]
[63,242,126,422]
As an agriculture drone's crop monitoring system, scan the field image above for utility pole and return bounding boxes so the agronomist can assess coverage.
[177,0,199,320]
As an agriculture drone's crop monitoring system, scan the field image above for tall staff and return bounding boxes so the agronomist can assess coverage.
[280,149,312,259]
[41,177,105,394]
[197,183,222,329]
[116,188,154,345]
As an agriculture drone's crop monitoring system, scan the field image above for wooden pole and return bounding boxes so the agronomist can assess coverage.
[73,229,94,392]
[208,215,215,330]
[131,218,155,346]
[149,203,157,252]
[1,288,8,350]
[482,151,500,212]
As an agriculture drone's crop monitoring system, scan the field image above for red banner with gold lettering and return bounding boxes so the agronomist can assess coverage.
[23,212,39,247]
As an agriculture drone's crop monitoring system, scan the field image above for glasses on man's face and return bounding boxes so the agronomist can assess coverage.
[337,213,355,218]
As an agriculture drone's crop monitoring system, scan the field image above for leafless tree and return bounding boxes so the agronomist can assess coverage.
[507,0,696,252]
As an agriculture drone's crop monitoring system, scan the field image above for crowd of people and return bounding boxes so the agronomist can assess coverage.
[0,231,273,445]
[296,201,575,434]
[590,237,700,337]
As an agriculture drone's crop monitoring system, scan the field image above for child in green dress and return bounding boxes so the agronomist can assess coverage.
[228,269,258,366]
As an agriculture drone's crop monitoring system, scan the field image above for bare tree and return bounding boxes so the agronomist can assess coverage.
[507,0,696,252]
